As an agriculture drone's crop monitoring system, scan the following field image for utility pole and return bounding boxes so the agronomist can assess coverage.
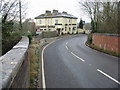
[19,0,22,32]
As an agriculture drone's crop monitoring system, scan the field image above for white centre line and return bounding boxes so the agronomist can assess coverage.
[71,52,85,62]
[66,46,69,50]
[66,42,68,45]
[65,41,85,62]
[97,69,120,85]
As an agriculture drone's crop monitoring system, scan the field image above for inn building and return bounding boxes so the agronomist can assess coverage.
[35,10,78,35]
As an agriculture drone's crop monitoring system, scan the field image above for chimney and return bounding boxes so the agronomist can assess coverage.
[45,10,51,14]
[62,11,67,14]
[53,10,58,13]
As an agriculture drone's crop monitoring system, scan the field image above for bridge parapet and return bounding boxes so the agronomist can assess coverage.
[0,36,29,89]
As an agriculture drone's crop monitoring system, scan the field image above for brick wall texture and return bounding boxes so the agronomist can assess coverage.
[92,34,120,54]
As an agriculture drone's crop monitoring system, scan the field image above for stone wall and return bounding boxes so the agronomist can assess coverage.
[92,33,120,54]
[10,52,29,88]
[0,36,29,89]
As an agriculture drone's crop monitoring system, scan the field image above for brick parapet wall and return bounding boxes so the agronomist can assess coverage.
[92,33,120,54]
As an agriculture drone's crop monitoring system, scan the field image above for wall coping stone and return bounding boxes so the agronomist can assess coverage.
[93,33,120,37]
[0,36,29,89]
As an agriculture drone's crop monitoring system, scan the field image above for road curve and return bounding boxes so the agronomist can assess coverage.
[43,34,119,88]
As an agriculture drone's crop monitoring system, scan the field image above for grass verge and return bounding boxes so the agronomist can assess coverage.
[29,37,50,88]
[29,34,80,88]
[86,42,120,58]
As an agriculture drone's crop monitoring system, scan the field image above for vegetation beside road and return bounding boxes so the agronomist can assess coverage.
[81,1,120,57]
[1,0,35,55]
[79,2,120,34]
[29,37,40,88]
[29,33,78,88]
[29,36,58,88]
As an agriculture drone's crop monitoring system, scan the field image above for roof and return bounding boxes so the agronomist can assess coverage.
[35,12,78,19]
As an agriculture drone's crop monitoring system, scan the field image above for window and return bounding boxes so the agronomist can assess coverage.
[55,19,58,24]
[69,19,70,23]
[65,27,67,31]
[48,19,50,24]
[40,20,42,24]
[69,27,71,31]
[73,27,76,31]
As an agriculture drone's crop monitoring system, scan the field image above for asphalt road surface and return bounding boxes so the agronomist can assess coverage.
[43,34,119,88]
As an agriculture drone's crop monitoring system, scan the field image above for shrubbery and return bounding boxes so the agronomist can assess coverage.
[2,21,22,55]
[87,34,92,44]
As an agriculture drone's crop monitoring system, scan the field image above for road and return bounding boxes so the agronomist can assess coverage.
[43,34,119,88]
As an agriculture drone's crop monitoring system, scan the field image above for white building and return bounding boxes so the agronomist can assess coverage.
[35,10,78,35]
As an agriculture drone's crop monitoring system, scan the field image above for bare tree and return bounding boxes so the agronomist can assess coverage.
[1,0,28,55]
[1,0,18,23]
[0,0,27,25]
[79,0,119,34]
[79,1,101,32]
[22,18,35,35]
[117,1,120,33]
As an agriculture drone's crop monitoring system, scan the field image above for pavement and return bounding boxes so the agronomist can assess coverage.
[43,34,119,88]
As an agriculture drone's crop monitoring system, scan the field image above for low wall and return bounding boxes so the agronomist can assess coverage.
[0,36,29,89]
[42,31,58,38]
[92,33,120,54]
[77,28,85,34]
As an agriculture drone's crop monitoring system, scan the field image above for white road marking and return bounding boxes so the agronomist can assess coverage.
[65,41,85,62]
[42,45,47,89]
[70,52,85,62]
[66,42,68,45]
[42,40,56,89]
[66,46,69,50]
[97,69,120,85]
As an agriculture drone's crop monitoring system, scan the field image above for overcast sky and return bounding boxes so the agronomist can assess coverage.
[26,0,91,23]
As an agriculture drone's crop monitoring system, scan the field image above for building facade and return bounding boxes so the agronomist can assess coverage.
[35,10,78,35]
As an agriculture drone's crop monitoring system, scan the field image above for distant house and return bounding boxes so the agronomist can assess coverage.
[35,10,78,35]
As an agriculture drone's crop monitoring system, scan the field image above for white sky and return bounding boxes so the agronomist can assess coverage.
[26,0,91,23]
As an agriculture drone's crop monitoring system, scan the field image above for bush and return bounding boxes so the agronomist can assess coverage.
[87,34,92,44]
[2,32,22,55]
[23,33,33,44]
[27,34,32,44]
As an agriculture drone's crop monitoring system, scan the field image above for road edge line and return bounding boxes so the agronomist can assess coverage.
[41,35,79,89]
[41,40,57,89]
